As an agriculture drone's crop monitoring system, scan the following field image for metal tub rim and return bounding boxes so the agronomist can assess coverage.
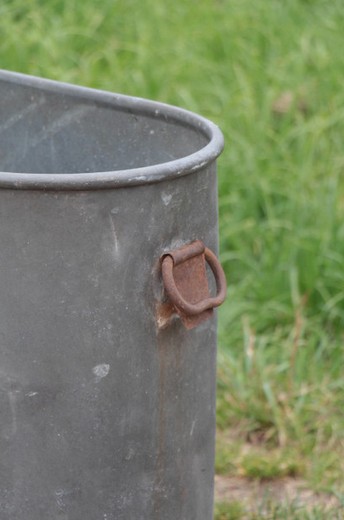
[0,69,224,191]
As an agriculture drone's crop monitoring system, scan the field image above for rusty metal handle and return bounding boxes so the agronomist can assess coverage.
[161,247,227,317]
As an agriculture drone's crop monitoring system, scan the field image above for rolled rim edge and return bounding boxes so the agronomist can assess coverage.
[0,69,224,191]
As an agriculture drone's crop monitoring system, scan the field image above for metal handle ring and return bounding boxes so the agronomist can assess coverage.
[161,247,227,317]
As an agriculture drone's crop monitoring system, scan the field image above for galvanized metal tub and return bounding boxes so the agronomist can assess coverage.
[0,70,225,520]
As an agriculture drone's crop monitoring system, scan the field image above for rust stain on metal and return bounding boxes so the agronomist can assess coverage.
[153,329,188,517]
[153,337,167,518]
[156,301,176,329]
[158,240,227,329]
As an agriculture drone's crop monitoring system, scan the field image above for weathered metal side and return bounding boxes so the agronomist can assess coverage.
[0,69,223,520]
[0,168,219,520]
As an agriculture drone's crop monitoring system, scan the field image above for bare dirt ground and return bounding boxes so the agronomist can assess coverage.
[215,475,341,513]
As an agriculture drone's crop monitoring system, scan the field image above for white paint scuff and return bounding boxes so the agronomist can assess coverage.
[93,364,110,383]
[190,420,196,437]
[109,215,119,255]
[161,192,172,206]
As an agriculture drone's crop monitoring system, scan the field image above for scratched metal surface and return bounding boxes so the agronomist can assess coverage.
[0,71,223,520]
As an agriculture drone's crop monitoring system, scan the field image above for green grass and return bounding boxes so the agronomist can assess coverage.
[214,501,343,520]
[215,501,245,520]
[216,436,304,480]
[2,0,344,514]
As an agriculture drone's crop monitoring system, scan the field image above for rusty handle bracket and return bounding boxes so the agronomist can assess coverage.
[159,240,227,329]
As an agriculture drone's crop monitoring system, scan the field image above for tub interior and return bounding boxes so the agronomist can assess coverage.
[0,79,208,174]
